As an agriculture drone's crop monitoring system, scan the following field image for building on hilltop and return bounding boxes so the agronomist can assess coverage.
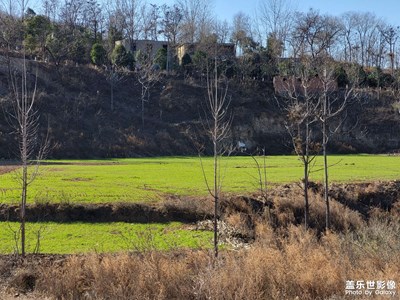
[115,39,236,68]
[176,42,236,65]
[115,39,168,58]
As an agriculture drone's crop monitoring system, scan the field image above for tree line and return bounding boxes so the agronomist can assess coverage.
[0,0,400,87]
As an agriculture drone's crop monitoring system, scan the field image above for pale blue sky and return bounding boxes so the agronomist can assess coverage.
[213,0,400,25]
[155,0,400,26]
[26,0,400,26]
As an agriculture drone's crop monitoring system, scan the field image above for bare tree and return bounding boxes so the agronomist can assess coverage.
[231,12,252,56]
[278,57,321,230]
[351,12,379,66]
[120,0,143,44]
[1,0,48,256]
[106,65,126,111]
[160,4,183,71]
[256,0,294,55]
[380,24,399,75]
[0,9,24,51]
[82,0,104,42]
[318,64,355,230]
[0,0,17,16]
[141,3,160,41]
[41,0,59,21]
[337,12,395,69]
[291,10,342,59]
[250,148,269,207]
[161,4,182,46]
[339,12,358,63]
[7,58,48,256]
[213,19,230,44]
[200,46,231,258]
[135,50,161,129]
[59,0,85,29]
[176,0,214,43]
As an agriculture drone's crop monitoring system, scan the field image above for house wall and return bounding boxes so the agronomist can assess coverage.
[115,40,235,66]
[115,39,168,58]
[176,43,235,65]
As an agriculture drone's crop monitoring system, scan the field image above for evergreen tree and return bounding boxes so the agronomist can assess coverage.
[90,43,107,66]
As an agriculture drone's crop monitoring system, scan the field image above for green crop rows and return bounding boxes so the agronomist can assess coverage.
[0,155,399,204]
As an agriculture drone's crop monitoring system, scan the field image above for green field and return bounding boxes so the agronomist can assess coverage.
[0,154,398,255]
[0,222,212,254]
[0,155,399,204]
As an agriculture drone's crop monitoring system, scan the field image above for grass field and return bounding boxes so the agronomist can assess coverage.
[0,222,212,254]
[0,155,399,204]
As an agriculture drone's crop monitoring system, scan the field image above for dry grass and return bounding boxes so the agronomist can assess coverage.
[34,214,400,300]
[271,184,364,233]
[3,182,399,299]
[37,251,209,300]
[161,195,214,218]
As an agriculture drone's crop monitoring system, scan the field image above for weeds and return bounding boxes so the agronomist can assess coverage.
[34,213,400,300]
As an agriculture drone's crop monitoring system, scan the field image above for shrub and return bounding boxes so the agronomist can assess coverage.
[192,50,207,71]
[90,43,107,66]
[181,53,192,68]
[154,47,167,70]
[335,65,349,88]
[111,44,134,69]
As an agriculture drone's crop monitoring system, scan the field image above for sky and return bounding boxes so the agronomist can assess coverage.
[213,0,400,25]
[25,0,400,26]
[150,0,400,26]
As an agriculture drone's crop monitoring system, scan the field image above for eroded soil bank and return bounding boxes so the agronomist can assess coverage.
[1,180,398,224]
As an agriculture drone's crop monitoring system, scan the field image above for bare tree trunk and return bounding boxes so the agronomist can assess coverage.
[8,55,47,257]
[322,94,330,230]
[136,52,160,130]
[303,99,311,231]
[200,50,231,259]
[21,164,28,256]
[319,67,354,231]
[303,160,309,230]
[141,88,145,130]
[323,137,329,230]
[20,58,30,257]
[106,67,126,112]
[212,57,219,258]
[213,130,218,258]
[2,0,49,257]
[280,73,319,231]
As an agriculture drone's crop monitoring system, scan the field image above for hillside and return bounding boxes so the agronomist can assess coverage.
[0,59,399,159]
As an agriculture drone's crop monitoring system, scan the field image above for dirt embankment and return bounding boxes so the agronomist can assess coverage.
[0,200,213,224]
[1,181,398,225]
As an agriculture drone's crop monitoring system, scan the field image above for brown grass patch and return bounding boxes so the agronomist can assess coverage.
[160,195,213,218]
[270,184,364,233]
[34,216,400,300]
[0,165,19,175]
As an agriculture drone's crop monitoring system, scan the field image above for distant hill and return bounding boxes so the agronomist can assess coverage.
[0,58,399,159]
